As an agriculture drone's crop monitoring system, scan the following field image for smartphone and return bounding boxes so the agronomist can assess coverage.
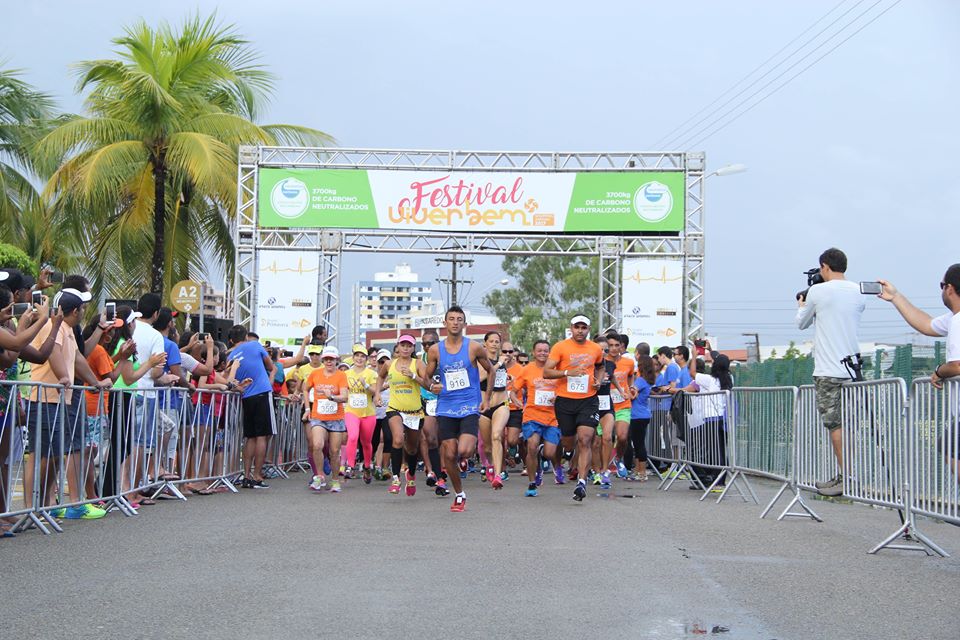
[859,281,883,295]
[12,303,30,316]
[32,291,43,307]
[197,332,208,342]
[265,340,272,348]
[105,302,116,321]
[49,271,65,284]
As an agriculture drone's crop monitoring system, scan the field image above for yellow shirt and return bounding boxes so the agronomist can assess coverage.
[387,358,422,413]
[345,367,377,418]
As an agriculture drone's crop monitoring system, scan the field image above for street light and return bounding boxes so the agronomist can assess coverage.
[461,278,510,309]
[709,163,748,178]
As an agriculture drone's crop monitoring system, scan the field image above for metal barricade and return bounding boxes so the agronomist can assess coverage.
[841,378,942,555]
[909,377,958,552]
[172,388,244,494]
[266,394,309,476]
[646,394,679,482]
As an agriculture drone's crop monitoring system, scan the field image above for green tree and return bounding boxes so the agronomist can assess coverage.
[783,340,802,360]
[483,253,598,350]
[37,14,332,298]
[0,243,38,275]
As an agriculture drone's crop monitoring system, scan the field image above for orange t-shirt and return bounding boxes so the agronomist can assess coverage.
[305,368,347,420]
[610,356,634,411]
[513,363,558,427]
[548,338,604,399]
[85,344,114,417]
[506,363,524,410]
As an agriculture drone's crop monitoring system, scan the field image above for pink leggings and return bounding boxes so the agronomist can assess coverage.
[342,413,376,468]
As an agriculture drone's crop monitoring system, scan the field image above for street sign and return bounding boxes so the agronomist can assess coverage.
[171,279,201,314]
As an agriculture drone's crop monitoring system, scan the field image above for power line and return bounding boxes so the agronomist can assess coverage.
[652,0,857,149]
[681,0,903,149]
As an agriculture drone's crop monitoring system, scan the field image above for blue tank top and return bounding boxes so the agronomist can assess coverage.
[420,352,438,401]
[436,338,481,418]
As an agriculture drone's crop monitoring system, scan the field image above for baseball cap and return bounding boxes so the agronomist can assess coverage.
[376,349,391,360]
[62,288,93,303]
[321,346,339,359]
[125,310,142,325]
[570,314,591,326]
[0,271,8,282]
[54,288,92,312]
[398,334,416,345]
[352,343,367,355]
[307,345,324,355]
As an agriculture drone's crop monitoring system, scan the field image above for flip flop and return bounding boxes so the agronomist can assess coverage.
[138,498,157,506]
[197,488,216,496]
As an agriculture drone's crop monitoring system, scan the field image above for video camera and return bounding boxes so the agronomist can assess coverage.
[796,267,824,301]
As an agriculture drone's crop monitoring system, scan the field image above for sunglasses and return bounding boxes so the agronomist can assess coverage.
[941,282,948,290]
[422,341,437,347]
[502,349,515,354]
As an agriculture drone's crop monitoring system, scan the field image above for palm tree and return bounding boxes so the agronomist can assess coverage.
[38,14,332,297]
[0,68,56,244]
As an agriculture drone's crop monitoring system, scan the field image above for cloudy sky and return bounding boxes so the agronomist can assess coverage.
[6,1,957,349]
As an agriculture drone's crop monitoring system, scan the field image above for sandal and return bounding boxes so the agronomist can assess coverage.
[197,488,216,496]
[139,498,157,506]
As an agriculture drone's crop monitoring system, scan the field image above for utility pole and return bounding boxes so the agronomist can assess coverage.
[436,256,473,306]
[742,332,761,363]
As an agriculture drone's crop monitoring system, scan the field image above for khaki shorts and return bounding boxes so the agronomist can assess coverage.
[814,376,846,432]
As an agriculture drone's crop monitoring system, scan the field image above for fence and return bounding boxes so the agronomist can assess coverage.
[0,382,307,536]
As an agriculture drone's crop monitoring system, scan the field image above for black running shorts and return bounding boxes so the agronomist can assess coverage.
[554,395,600,438]
[241,392,275,439]
[438,414,480,441]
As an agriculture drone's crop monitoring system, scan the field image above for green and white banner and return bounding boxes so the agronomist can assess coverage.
[258,168,685,233]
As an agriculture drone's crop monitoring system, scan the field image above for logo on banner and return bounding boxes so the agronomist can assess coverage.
[633,181,673,222]
[271,178,309,219]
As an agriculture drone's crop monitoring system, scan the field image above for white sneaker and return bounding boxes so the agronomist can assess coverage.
[814,474,841,490]
[309,475,327,491]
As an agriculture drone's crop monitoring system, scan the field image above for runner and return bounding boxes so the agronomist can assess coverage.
[374,335,428,497]
[371,348,393,480]
[543,315,605,502]
[343,344,377,484]
[590,334,616,488]
[607,331,635,483]
[303,346,349,493]
[478,331,510,489]
[294,344,327,483]
[424,305,494,512]
[417,329,449,496]
[502,340,525,473]
[511,340,559,497]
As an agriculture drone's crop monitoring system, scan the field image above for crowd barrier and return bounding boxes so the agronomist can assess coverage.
[909,378,959,537]
[0,381,310,536]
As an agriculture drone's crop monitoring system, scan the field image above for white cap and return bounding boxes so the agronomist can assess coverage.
[376,349,391,360]
[61,287,93,302]
[0,271,8,281]
[570,315,591,326]
[126,310,143,325]
[320,346,340,359]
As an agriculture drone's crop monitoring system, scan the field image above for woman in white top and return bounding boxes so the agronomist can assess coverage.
[682,352,733,488]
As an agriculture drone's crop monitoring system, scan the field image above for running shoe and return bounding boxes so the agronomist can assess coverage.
[500,471,509,482]
[251,480,270,489]
[50,507,66,518]
[535,468,543,487]
[323,459,332,476]
[591,471,602,485]
[373,466,384,481]
[569,468,579,482]
[328,481,342,493]
[240,478,254,489]
[482,467,494,483]
[343,466,354,479]
[389,477,402,494]
[405,470,417,496]
[573,482,587,502]
[491,475,503,490]
[450,495,466,512]
[617,462,629,479]
[363,466,372,485]
[65,504,106,520]
[525,484,538,497]
[339,465,346,477]
[435,478,450,497]
[601,471,612,488]
[458,458,468,475]
[310,475,326,491]
[426,471,437,487]
[554,467,566,485]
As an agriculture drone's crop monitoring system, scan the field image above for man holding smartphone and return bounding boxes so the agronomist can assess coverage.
[796,248,865,497]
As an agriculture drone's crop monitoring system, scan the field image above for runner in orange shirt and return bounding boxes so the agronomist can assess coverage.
[303,347,349,493]
[501,340,525,471]
[543,315,605,502]
[510,340,558,497]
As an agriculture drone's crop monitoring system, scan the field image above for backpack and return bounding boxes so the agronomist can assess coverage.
[670,391,692,441]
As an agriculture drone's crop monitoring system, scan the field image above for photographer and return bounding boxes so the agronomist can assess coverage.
[796,248,865,497]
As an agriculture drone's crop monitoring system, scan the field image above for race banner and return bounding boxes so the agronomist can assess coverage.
[620,257,684,349]
[257,168,685,233]
[255,250,320,346]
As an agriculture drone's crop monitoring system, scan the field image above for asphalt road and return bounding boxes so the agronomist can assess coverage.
[2,470,959,639]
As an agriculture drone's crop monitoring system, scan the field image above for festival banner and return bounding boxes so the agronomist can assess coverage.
[255,250,320,346]
[620,257,684,349]
[258,168,685,233]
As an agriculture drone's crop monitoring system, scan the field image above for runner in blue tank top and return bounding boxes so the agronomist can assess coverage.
[424,305,493,512]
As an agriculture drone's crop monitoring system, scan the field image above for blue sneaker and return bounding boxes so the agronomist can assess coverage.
[535,468,543,487]
[50,508,66,519]
[525,485,538,497]
[617,462,629,478]
[554,466,566,485]
[65,504,106,520]
[323,458,332,476]
[600,471,612,489]
[500,471,508,482]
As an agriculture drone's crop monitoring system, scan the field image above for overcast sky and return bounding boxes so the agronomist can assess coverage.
[6,0,958,349]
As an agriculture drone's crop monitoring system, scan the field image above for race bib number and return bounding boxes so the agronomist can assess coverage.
[598,395,611,411]
[425,399,437,416]
[315,399,337,415]
[610,389,624,404]
[567,375,589,394]
[534,389,555,407]
[401,414,421,430]
[494,368,508,388]
[348,393,368,409]
[445,368,470,391]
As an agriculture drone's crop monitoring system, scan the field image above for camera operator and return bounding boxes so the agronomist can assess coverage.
[796,248,865,497]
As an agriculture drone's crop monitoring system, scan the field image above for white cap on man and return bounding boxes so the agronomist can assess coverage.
[570,314,591,326]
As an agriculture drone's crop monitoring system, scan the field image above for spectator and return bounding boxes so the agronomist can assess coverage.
[685,352,733,489]
[226,324,276,489]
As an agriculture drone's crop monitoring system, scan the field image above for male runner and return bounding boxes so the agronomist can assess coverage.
[543,315,605,501]
[607,332,635,482]
[418,329,448,496]
[424,305,493,512]
[511,340,559,497]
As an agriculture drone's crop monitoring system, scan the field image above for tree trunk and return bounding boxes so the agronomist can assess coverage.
[150,152,167,294]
